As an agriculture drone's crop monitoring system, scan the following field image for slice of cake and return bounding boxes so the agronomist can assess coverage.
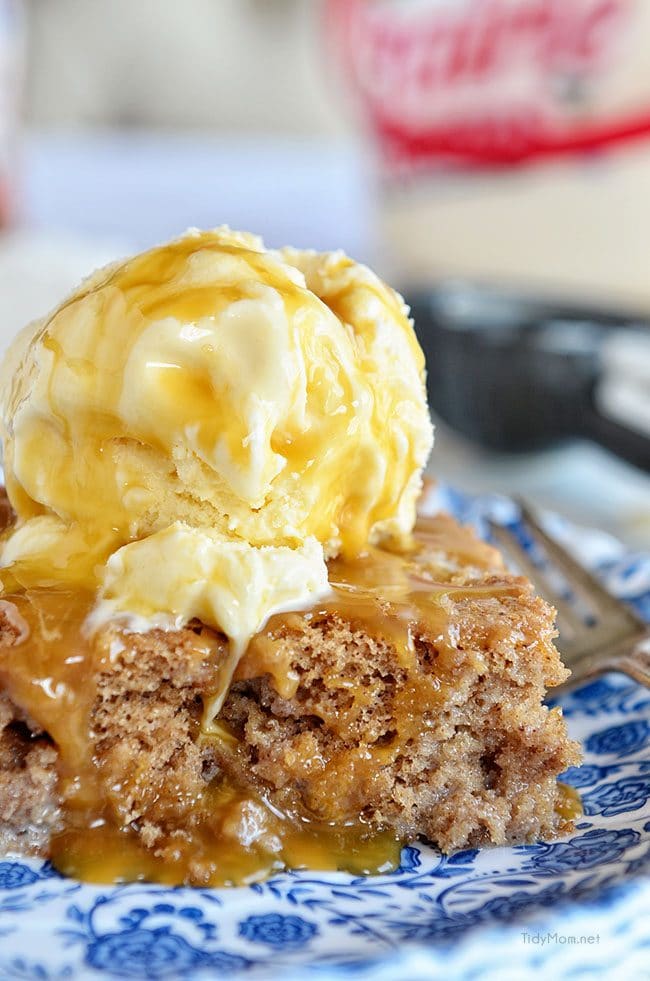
[0,499,580,885]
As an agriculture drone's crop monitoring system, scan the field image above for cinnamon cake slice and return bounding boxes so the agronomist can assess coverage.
[0,495,580,886]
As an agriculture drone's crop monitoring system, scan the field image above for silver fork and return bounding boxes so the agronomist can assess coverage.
[488,502,650,694]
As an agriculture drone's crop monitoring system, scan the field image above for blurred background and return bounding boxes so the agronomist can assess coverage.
[2,0,650,544]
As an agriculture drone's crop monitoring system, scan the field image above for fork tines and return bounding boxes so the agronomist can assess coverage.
[487,501,644,665]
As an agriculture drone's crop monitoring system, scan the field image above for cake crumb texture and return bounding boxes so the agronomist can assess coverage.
[0,513,581,871]
[0,693,61,855]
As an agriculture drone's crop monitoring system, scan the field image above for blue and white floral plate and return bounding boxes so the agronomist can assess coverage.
[1,490,649,981]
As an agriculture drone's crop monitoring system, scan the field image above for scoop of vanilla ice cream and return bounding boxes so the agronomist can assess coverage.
[0,227,433,685]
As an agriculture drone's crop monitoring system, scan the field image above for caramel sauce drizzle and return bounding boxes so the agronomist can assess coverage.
[556,782,582,821]
[0,516,575,885]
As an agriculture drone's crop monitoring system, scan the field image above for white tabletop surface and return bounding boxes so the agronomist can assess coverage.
[4,128,649,548]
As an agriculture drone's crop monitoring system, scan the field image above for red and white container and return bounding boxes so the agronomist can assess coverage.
[327,0,650,308]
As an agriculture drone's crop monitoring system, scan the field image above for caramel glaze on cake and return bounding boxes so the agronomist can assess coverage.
[0,492,580,886]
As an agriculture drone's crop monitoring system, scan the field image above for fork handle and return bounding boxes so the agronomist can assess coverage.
[558,635,650,694]
[608,638,650,689]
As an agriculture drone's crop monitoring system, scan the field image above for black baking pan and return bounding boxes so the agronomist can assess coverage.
[408,282,650,472]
